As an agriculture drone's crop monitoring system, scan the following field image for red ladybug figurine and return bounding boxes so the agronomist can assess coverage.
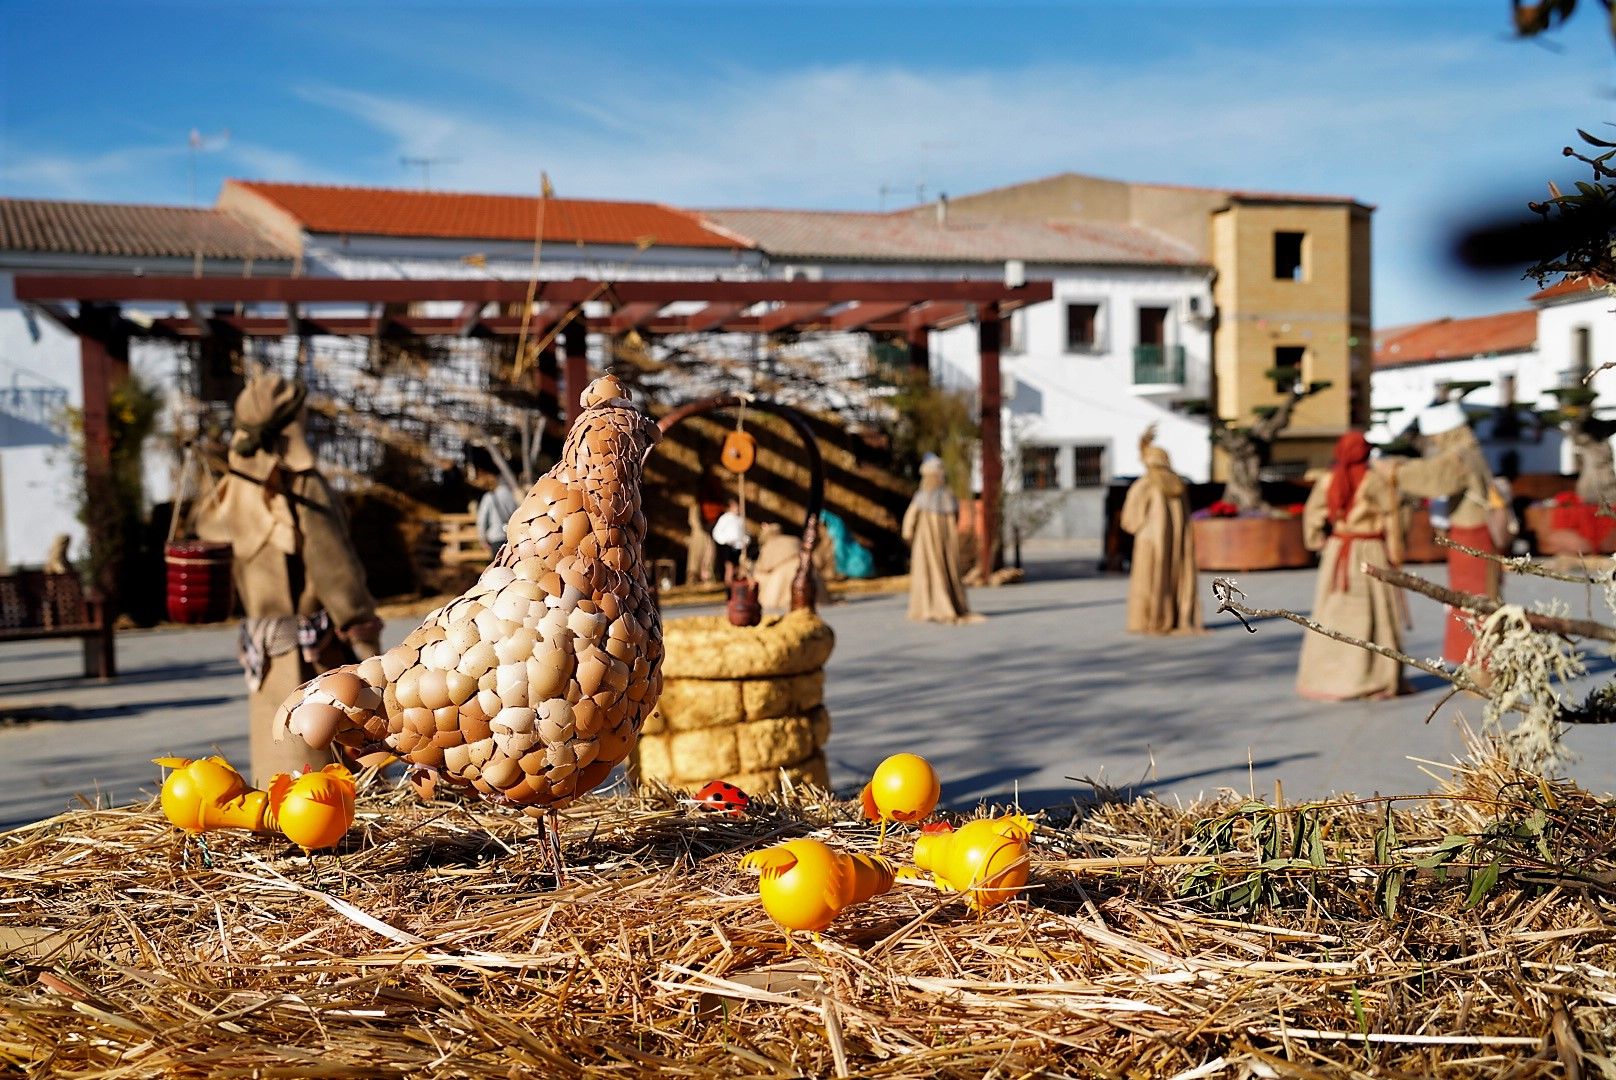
[692,780,750,818]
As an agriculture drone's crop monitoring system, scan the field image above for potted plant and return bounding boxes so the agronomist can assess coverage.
[1178,375,1330,571]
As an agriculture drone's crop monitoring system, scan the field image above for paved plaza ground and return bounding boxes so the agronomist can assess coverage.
[3,552,1615,830]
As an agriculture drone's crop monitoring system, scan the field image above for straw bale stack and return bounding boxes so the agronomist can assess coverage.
[5,744,1616,1078]
[633,609,834,792]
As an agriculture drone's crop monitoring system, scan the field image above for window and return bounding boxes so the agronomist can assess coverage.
[1066,302,1100,352]
[1073,446,1105,488]
[1274,231,1305,280]
[1274,345,1306,386]
[1021,446,1061,491]
[1575,325,1593,375]
[1137,306,1168,346]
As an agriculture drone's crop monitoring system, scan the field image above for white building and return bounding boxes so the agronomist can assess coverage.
[0,199,295,567]
[1370,278,1616,476]
[702,207,1215,541]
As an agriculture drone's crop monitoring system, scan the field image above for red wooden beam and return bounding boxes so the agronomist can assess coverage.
[684,302,746,333]
[830,301,911,331]
[608,301,662,332]
[759,301,832,333]
[11,274,1053,310]
[456,300,487,336]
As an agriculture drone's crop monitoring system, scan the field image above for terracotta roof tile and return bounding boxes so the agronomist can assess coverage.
[228,180,747,249]
[0,198,293,261]
[701,207,1201,266]
[1528,274,1612,303]
[1372,309,1536,369]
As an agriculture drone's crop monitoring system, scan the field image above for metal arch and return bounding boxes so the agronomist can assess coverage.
[650,394,825,613]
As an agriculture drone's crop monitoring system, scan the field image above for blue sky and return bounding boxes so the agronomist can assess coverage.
[3,0,1614,325]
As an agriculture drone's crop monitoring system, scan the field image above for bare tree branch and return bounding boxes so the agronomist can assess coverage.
[1364,564,1616,644]
[1434,533,1612,584]
[1210,578,1490,695]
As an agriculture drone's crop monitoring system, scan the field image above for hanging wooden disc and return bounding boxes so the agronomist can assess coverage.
[721,430,756,474]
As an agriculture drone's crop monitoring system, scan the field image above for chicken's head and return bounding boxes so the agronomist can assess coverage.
[563,375,661,528]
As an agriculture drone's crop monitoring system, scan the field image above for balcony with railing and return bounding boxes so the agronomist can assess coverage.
[1132,344,1185,389]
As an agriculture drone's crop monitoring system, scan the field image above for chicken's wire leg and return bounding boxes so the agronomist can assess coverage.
[546,808,565,889]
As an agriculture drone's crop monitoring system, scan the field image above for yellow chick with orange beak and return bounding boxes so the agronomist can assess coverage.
[153,757,356,855]
[913,814,1034,912]
[740,838,898,933]
[860,753,940,843]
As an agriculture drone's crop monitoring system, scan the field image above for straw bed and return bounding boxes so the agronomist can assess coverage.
[2,747,1613,1078]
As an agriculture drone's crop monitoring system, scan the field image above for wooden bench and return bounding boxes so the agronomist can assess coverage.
[0,571,116,679]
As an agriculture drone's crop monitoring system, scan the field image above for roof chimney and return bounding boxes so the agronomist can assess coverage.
[936,193,949,227]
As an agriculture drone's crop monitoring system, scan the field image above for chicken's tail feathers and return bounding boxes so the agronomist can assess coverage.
[274,665,387,749]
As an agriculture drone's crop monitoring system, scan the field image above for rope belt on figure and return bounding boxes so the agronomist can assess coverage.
[1331,531,1386,593]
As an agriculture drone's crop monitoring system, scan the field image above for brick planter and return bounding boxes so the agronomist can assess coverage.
[1192,515,1312,572]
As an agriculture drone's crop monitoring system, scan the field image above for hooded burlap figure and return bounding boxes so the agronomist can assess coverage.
[1120,433,1201,634]
[1392,409,1501,665]
[1296,432,1406,700]
[902,455,978,623]
[194,373,380,784]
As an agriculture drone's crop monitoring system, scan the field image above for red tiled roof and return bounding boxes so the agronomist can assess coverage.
[1529,274,1612,303]
[702,207,1201,266]
[0,198,293,261]
[226,180,748,249]
[1372,309,1536,369]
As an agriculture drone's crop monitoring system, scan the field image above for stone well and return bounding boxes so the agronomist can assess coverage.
[631,608,833,793]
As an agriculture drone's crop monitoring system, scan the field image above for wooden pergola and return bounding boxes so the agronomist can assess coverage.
[14,274,1051,610]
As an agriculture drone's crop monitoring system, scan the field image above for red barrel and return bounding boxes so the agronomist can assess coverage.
[165,540,235,624]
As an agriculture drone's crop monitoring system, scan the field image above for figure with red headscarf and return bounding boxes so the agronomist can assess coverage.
[1296,430,1408,700]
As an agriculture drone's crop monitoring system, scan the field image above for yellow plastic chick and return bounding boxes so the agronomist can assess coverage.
[912,814,1034,912]
[154,756,270,834]
[740,838,898,932]
[153,757,356,853]
[860,753,940,843]
[267,764,357,852]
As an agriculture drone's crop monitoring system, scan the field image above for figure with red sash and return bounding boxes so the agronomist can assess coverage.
[1296,430,1408,700]
[1392,402,1504,667]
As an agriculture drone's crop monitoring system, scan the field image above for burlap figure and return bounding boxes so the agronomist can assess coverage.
[1120,433,1202,635]
[754,523,828,615]
[275,376,664,812]
[902,455,977,624]
[194,372,380,786]
[1297,432,1406,700]
[1393,407,1500,665]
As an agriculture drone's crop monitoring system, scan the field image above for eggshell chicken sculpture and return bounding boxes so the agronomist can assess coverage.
[275,376,664,812]
[861,753,940,839]
[913,814,1034,912]
[740,838,898,932]
[153,757,357,852]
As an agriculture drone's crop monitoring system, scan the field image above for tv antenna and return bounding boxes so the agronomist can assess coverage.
[400,156,459,189]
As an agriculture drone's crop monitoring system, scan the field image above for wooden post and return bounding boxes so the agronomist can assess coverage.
[906,312,930,372]
[563,316,588,427]
[977,302,1002,580]
[78,304,128,672]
